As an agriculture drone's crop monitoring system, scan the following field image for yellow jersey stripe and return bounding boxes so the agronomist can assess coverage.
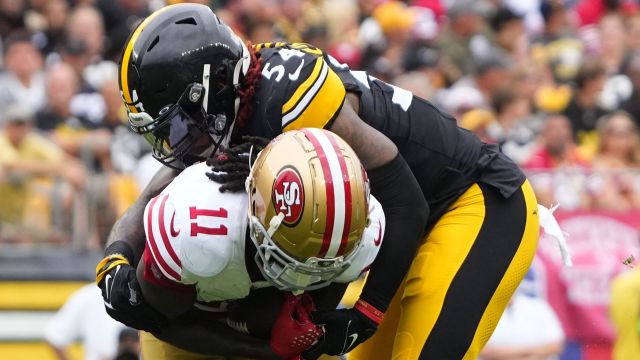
[120,5,175,113]
[282,57,323,115]
[283,64,345,131]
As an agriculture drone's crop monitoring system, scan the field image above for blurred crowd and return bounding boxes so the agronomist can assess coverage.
[0,1,639,360]
[0,0,640,245]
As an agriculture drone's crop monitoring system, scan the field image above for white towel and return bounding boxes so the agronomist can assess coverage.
[537,204,573,267]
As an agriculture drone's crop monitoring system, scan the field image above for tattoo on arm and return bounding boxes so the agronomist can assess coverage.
[329,96,397,169]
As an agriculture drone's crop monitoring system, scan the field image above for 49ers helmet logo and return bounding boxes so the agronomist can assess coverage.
[272,167,305,226]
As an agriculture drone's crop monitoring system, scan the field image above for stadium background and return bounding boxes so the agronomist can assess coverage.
[1,0,640,359]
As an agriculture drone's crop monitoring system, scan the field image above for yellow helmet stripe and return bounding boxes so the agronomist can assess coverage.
[120,5,176,113]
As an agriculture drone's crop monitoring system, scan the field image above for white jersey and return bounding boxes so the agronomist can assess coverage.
[143,162,385,302]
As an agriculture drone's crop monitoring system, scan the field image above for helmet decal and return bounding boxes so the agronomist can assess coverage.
[272,167,305,226]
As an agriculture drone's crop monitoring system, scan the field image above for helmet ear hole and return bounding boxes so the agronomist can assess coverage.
[147,36,160,52]
[175,17,197,25]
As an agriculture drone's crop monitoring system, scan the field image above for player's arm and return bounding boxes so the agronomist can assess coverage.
[135,258,279,358]
[96,166,179,332]
[304,95,429,357]
[155,308,280,359]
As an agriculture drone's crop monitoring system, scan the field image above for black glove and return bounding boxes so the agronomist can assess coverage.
[302,308,377,359]
[96,241,167,334]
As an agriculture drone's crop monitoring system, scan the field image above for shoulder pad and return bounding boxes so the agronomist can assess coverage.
[144,163,248,282]
[257,43,346,132]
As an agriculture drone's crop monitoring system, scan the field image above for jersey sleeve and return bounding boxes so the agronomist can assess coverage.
[335,195,385,283]
[258,43,346,132]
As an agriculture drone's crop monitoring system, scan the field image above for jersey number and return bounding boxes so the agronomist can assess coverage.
[262,49,305,82]
[189,207,228,236]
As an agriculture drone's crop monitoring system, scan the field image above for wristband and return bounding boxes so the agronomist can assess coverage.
[354,299,384,325]
[95,241,136,284]
[95,254,129,284]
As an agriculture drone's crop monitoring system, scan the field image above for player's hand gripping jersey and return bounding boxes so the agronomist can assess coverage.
[141,162,385,303]
[243,42,526,224]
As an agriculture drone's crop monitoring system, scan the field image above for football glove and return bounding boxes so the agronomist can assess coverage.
[270,293,323,360]
[302,304,379,359]
[96,241,167,334]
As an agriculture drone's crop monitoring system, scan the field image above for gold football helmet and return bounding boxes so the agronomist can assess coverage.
[246,128,370,290]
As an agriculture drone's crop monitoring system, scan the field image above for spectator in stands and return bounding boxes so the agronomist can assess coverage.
[610,266,640,360]
[0,105,85,243]
[479,289,565,360]
[95,0,150,61]
[66,5,105,62]
[626,12,640,53]
[524,114,591,170]
[621,51,640,127]
[436,54,512,120]
[66,5,120,92]
[531,2,584,84]
[435,0,485,81]
[37,0,68,56]
[524,113,592,210]
[536,0,575,44]
[114,328,141,360]
[563,57,609,147]
[488,6,527,68]
[0,0,26,39]
[597,13,627,75]
[588,111,640,211]
[0,31,46,116]
[489,86,538,164]
[45,283,125,360]
[361,1,417,81]
[35,63,111,172]
[402,42,444,90]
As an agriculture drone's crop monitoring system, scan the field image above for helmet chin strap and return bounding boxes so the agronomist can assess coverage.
[202,64,211,113]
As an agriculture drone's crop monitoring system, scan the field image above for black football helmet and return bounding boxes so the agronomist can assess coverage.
[118,3,250,168]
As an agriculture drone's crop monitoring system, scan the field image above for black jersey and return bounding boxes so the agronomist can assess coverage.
[239,42,526,225]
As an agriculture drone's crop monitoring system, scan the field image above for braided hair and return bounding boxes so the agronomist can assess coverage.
[205,43,266,193]
[206,136,271,193]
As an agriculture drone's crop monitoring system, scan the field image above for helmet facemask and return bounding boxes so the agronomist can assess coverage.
[129,83,218,169]
[247,212,362,291]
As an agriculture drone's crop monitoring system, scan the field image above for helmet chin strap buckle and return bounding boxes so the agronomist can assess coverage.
[188,83,204,103]
[214,114,227,132]
[267,213,285,237]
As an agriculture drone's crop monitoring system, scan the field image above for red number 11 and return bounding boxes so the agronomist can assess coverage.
[189,207,228,236]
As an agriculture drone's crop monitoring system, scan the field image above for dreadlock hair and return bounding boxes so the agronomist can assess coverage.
[206,136,271,193]
[235,42,263,128]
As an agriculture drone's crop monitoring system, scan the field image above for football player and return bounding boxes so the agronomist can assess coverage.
[98,4,539,359]
[119,130,384,359]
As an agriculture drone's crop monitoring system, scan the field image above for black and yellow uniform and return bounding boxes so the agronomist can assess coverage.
[239,42,539,359]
